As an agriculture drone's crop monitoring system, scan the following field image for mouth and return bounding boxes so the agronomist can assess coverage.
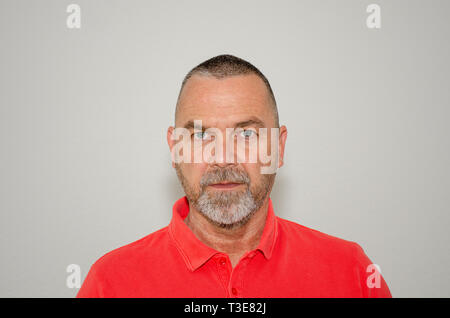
[208,182,245,190]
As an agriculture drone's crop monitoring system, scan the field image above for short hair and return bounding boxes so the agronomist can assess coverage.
[175,54,279,127]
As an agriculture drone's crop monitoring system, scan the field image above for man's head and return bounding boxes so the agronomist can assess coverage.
[167,54,287,229]
[175,54,280,127]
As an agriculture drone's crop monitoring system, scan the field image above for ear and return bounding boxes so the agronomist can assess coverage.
[167,126,176,168]
[277,125,287,168]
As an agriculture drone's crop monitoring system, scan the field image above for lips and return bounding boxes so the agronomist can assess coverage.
[208,182,244,189]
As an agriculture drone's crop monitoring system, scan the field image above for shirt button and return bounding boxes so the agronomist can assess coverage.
[231,288,238,296]
[219,257,227,266]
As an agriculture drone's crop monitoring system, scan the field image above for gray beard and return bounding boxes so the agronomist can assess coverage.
[195,187,258,229]
[175,165,274,229]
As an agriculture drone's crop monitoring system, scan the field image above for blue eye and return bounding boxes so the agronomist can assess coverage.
[193,131,210,140]
[239,130,257,138]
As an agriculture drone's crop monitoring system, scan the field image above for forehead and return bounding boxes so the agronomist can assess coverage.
[176,74,275,128]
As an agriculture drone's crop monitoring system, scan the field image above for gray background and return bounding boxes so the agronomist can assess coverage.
[1,0,449,297]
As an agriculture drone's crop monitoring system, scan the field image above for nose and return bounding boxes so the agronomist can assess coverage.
[213,134,237,168]
[205,130,238,168]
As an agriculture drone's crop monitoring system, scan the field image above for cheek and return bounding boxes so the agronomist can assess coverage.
[181,163,208,185]
[241,164,262,184]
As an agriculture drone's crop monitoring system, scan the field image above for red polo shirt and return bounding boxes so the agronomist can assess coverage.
[77,197,391,298]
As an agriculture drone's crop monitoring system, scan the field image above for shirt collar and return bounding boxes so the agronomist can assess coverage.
[168,196,278,272]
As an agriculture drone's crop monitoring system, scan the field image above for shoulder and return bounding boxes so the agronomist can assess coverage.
[275,216,362,259]
[91,226,170,272]
[78,226,172,297]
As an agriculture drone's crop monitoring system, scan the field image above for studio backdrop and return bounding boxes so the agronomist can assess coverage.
[0,0,449,297]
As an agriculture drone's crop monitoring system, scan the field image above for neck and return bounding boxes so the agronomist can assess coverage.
[184,198,270,268]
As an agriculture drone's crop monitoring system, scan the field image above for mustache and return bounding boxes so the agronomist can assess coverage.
[200,167,250,188]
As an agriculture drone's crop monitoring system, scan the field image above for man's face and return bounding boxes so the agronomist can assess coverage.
[168,74,287,229]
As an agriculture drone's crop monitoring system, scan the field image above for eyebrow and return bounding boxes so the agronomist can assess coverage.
[183,121,196,130]
[234,119,265,129]
[182,117,266,130]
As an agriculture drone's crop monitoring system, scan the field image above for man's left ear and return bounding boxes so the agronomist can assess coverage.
[278,125,287,168]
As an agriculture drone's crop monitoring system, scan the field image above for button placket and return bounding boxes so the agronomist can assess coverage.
[214,255,231,295]
[228,252,256,298]
[228,264,243,298]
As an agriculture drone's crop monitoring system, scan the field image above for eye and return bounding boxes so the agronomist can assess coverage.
[239,129,257,138]
[193,131,210,140]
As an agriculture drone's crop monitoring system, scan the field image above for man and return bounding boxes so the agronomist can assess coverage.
[77,54,391,297]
